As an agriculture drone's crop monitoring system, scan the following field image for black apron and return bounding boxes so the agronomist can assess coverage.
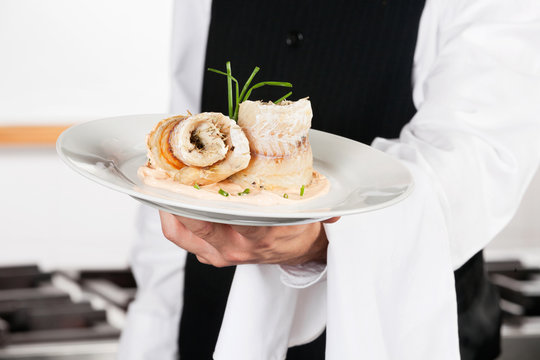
[178,1,501,359]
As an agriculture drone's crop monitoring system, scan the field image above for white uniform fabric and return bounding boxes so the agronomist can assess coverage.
[118,206,187,359]
[215,162,459,360]
[119,0,540,358]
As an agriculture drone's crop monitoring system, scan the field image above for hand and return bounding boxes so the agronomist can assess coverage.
[159,211,340,267]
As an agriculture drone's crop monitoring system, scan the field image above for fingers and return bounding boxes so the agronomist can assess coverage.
[159,211,219,257]
[229,225,271,241]
[159,211,335,267]
[172,215,237,250]
[171,215,219,240]
[160,212,239,267]
[159,211,184,243]
[196,254,211,265]
[230,219,339,244]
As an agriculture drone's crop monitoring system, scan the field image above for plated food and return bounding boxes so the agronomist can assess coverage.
[138,63,330,204]
[57,112,414,223]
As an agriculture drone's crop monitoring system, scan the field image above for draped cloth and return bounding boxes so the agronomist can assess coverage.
[214,161,459,359]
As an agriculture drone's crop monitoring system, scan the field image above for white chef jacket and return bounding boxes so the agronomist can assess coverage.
[119,0,540,359]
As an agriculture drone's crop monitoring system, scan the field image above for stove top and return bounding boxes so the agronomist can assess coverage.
[487,259,540,360]
[0,265,136,360]
[2,260,538,359]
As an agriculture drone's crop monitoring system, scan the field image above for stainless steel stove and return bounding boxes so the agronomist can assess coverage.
[0,265,136,360]
[1,261,539,359]
[487,260,540,360]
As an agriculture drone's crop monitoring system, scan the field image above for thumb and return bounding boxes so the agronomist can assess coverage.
[322,216,341,224]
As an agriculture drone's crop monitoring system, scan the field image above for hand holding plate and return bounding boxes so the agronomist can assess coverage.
[159,211,339,267]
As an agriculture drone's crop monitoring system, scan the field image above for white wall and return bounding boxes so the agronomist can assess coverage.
[0,0,173,269]
[0,147,140,270]
[0,0,173,124]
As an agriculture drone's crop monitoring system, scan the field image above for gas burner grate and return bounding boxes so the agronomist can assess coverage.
[0,264,136,358]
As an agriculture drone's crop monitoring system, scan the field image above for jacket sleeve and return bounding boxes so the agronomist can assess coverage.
[372,0,540,268]
[118,205,186,360]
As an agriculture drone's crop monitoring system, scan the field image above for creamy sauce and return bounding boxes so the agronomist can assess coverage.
[138,166,330,205]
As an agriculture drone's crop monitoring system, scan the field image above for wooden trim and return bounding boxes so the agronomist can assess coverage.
[0,125,71,145]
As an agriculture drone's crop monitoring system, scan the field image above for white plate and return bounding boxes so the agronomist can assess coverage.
[131,197,330,226]
[57,114,414,225]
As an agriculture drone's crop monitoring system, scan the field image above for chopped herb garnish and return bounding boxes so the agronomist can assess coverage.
[218,188,229,197]
[193,183,201,190]
[208,62,293,121]
[237,188,250,196]
[283,193,289,199]
[300,185,305,196]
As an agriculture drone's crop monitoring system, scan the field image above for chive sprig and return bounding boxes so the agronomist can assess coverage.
[208,62,293,121]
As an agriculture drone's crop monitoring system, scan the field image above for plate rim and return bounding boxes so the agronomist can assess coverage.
[132,196,331,226]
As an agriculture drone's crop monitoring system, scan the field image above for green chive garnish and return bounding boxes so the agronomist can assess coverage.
[300,185,305,196]
[226,62,234,119]
[207,66,239,120]
[218,189,229,197]
[283,193,289,199]
[234,67,260,120]
[243,81,292,103]
[275,91,293,104]
[193,183,200,190]
[237,188,250,196]
[207,62,293,122]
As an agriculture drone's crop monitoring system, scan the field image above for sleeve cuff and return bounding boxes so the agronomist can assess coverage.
[278,262,327,288]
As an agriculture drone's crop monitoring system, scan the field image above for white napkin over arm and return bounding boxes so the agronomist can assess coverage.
[401,0,540,268]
